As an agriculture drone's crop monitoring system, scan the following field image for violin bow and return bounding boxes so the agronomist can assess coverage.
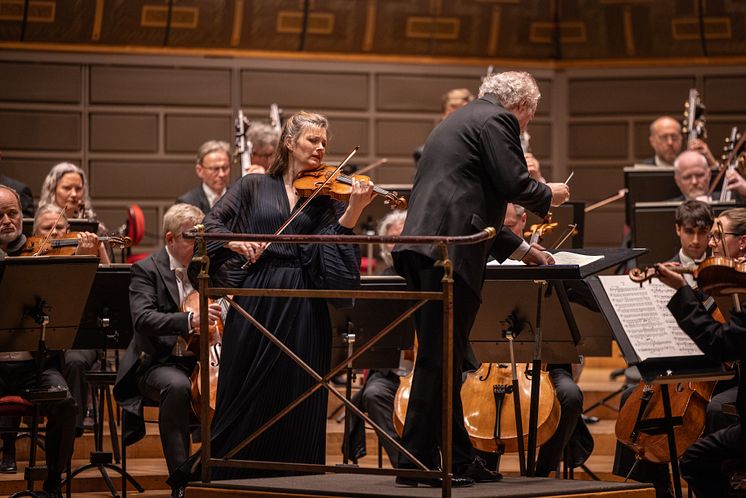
[33,205,70,256]
[551,224,578,251]
[240,146,360,270]
[584,188,627,214]
[354,158,388,176]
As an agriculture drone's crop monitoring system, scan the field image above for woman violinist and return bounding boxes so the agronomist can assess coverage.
[29,204,111,263]
[195,111,375,479]
[653,208,746,498]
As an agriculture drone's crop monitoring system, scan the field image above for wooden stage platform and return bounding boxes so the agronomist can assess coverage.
[185,474,655,498]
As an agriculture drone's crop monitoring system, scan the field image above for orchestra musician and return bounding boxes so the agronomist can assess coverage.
[392,71,570,487]
[413,88,475,165]
[643,116,717,167]
[613,200,715,497]
[187,111,374,480]
[114,203,220,498]
[672,150,714,201]
[654,210,746,497]
[245,122,280,175]
[176,140,231,214]
[38,162,100,222]
[0,185,77,498]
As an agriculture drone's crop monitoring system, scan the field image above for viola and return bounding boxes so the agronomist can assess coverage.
[293,165,407,210]
[179,291,224,423]
[20,233,131,256]
[629,257,746,297]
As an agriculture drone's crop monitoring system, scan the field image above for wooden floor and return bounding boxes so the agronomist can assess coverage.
[0,356,658,498]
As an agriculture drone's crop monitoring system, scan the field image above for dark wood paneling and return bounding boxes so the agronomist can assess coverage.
[241,70,368,110]
[569,78,694,115]
[0,111,81,151]
[570,165,625,203]
[0,62,81,103]
[165,114,232,153]
[327,118,369,157]
[705,76,746,114]
[90,66,231,106]
[376,74,481,112]
[633,121,652,162]
[90,161,199,199]
[568,123,628,159]
[0,158,68,199]
[90,114,158,152]
[373,161,416,185]
[583,209,624,247]
[376,120,433,157]
[527,123,552,158]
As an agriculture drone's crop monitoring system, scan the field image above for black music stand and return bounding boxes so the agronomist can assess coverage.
[328,275,415,466]
[588,274,733,498]
[0,256,98,498]
[22,219,99,237]
[474,248,643,477]
[63,264,142,498]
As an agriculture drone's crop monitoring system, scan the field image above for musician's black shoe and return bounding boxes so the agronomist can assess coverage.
[395,475,474,487]
[0,456,16,473]
[455,456,503,482]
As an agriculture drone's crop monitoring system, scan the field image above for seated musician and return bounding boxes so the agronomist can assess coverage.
[671,200,713,268]
[244,122,280,175]
[672,150,714,202]
[502,203,592,476]
[643,116,717,168]
[0,185,77,498]
[114,203,221,498]
[344,209,408,466]
[175,141,230,214]
[654,210,746,498]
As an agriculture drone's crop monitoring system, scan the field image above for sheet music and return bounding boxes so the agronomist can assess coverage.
[486,251,603,267]
[598,275,703,361]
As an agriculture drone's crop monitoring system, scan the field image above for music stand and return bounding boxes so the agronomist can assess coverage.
[525,201,586,249]
[22,219,99,237]
[588,275,733,498]
[474,248,643,476]
[0,256,98,497]
[328,275,416,466]
[63,263,143,498]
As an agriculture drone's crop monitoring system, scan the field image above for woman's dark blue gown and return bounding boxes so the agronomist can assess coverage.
[198,173,360,480]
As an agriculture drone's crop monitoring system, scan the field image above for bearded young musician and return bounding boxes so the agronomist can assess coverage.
[114,203,221,498]
[653,209,746,498]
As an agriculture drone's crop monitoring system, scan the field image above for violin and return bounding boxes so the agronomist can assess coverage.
[524,213,558,245]
[629,257,746,297]
[20,233,131,256]
[179,291,224,423]
[293,165,407,210]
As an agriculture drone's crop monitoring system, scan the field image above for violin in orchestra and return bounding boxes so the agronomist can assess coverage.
[20,233,132,256]
[293,164,407,210]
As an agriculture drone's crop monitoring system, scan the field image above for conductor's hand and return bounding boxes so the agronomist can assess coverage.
[522,243,555,266]
[227,241,266,264]
[654,262,687,291]
[548,182,570,207]
[190,302,223,333]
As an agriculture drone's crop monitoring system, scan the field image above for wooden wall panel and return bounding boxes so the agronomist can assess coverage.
[0,111,80,151]
[633,121,653,162]
[568,123,627,159]
[90,66,231,106]
[327,118,369,157]
[569,165,625,204]
[0,158,65,198]
[241,70,368,110]
[96,206,160,247]
[0,62,80,103]
[90,114,158,152]
[165,115,232,154]
[376,74,481,112]
[704,76,746,113]
[526,123,552,158]
[89,161,198,200]
[375,120,432,157]
[569,78,695,115]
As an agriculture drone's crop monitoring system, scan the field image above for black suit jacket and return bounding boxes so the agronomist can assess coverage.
[114,247,190,443]
[176,185,211,214]
[668,285,746,432]
[0,174,34,217]
[393,94,552,296]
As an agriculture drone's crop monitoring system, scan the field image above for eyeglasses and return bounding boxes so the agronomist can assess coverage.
[201,165,231,173]
[655,133,682,143]
[707,231,744,242]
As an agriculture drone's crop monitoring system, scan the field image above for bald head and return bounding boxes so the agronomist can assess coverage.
[0,186,22,252]
[649,116,683,166]
[674,150,710,200]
